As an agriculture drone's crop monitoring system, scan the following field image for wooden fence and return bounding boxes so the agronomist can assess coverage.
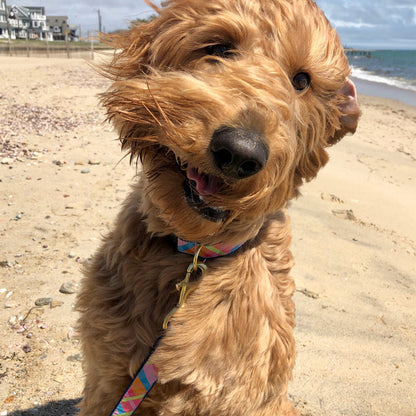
[0,41,107,59]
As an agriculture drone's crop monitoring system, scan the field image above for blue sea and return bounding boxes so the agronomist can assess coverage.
[347,50,416,107]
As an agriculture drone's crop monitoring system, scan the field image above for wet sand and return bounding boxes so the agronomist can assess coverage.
[353,77,416,107]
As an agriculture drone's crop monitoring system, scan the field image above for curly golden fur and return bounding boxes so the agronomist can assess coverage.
[76,0,360,414]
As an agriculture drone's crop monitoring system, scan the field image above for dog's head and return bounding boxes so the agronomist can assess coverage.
[101,0,360,244]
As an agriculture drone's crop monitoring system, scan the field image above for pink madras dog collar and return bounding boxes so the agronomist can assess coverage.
[177,238,245,258]
[109,240,245,416]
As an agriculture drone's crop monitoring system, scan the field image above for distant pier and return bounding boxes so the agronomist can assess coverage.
[345,49,372,58]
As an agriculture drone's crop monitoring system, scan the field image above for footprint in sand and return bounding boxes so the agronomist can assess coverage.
[320,193,344,204]
[331,209,357,221]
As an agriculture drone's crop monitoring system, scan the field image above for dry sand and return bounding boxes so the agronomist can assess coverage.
[0,56,415,416]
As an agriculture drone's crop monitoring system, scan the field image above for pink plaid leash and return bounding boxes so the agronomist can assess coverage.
[109,340,160,416]
[109,239,245,416]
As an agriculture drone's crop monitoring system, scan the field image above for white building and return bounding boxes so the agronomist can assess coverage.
[0,0,8,39]
[0,3,53,41]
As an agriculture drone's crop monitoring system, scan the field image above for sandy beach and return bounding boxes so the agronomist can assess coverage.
[0,56,415,416]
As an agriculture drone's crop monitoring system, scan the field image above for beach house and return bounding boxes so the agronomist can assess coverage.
[0,3,53,41]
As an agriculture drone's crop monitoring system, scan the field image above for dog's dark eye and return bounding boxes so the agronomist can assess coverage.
[205,44,234,58]
[292,72,311,91]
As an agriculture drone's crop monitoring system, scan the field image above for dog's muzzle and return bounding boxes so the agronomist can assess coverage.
[210,127,269,179]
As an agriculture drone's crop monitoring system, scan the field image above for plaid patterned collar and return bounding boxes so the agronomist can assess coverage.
[177,238,245,258]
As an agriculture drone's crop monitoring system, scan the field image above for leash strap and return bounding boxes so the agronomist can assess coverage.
[109,339,160,416]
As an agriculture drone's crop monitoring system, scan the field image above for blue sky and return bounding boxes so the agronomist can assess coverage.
[18,0,416,49]
[316,0,416,49]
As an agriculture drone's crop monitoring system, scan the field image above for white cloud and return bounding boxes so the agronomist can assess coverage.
[332,20,377,29]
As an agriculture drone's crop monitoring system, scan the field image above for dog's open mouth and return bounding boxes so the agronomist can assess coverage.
[182,164,229,223]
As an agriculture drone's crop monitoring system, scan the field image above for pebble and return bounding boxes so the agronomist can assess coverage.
[22,344,31,353]
[68,251,77,258]
[1,157,13,165]
[59,281,79,294]
[8,316,18,326]
[50,300,64,308]
[16,325,27,333]
[14,213,23,220]
[88,159,100,165]
[35,297,53,306]
[67,353,82,362]
[3,396,14,404]
[81,168,90,174]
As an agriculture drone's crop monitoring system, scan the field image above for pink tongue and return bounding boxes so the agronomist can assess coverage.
[187,166,222,196]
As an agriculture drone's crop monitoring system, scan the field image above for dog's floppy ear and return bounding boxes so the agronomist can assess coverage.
[295,79,360,182]
[328,78,360,145]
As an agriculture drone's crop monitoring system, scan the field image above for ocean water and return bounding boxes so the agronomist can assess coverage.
[348,50,416,93]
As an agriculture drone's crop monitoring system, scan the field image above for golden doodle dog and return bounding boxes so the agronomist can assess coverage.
[77,0,360,414]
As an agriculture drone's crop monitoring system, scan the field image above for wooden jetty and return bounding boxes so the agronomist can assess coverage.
[345,49,372,58]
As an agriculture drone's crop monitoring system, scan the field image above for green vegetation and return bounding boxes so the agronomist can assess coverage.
[129,14,157,27]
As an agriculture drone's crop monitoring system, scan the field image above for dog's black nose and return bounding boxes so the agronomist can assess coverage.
[210,127,269,179]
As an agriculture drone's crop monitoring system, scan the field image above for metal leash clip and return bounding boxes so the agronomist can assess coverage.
[163,246,207,329]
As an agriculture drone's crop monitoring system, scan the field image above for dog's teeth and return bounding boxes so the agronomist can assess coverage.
[175,155,188,170]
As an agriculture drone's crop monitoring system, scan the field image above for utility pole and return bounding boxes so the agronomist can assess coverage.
[4,0,12,55]
[97,9,102,35]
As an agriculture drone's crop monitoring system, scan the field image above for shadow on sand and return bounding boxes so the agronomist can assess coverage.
[7,398,81,416]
